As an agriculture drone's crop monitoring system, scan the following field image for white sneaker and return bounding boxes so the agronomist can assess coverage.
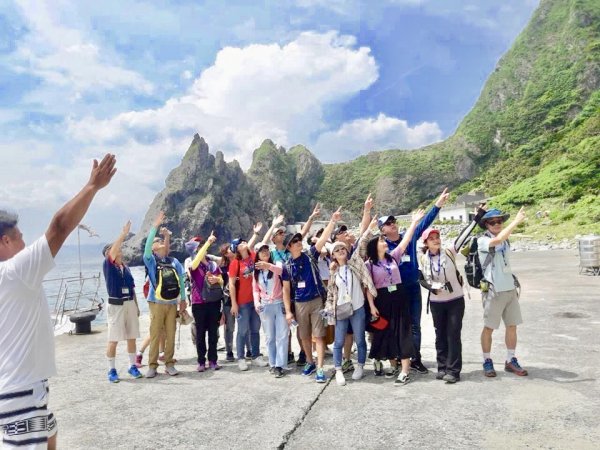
[165,366,179,376]
[335,369,346,386]
[146,367,157,378]
[252,356,269,367]
[238,359,249,371]
[352,364,364,381]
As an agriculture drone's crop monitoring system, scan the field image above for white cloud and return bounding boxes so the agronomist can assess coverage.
[10,0,153,94]
[314,113,442,162]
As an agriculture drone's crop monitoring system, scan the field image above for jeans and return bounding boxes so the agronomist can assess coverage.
[405,282,423,360]
[333,306,367,368]
[222,301,235,354]
[192,302,221,364]
[236,303,261,360]
[259,302,289,368]
[430,297,465,376]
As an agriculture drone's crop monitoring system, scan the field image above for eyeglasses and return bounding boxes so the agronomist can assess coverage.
[487,219,504,226]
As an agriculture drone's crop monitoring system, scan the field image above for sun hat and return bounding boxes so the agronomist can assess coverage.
[480,209,510,228]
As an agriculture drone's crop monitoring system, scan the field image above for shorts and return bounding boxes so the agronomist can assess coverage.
[295,297,326,340]
[107,300,140,342]
[0,380,57,449]
[482,289,523,329]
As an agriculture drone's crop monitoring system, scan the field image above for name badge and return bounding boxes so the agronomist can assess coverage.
[298,281,306,289]
[387,285,397,293]
[401,255,411,263]
[121,287,130,295]
[344,293,351,302]
[431,282,444,290]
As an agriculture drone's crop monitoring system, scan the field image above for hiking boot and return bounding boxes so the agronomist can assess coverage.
[436,371,446,380]
[238,359,249,371]
[315,368,327,383]
[197,363,206,372]
[209,361,222,371]
[410,359,429,374]
[108,368,119,383]
[352,364,364,381]
[135,353,143,368]
[505,357,528,376]
[373,360,384,377]
[302,362,316,376]
[287,352,295,365]
[385,366,400,379]
[443,374,459,384]
[335,369,346,386]
[274,367,285,378]
[252,356,269,367]
[395,372,410,385]
[128,365,143,379]
[165,366,179,376]
[296,351,307,366]
[483,358,496,377]
[226,352,235,362]
[341,359,354,373]
[146,367,157,378]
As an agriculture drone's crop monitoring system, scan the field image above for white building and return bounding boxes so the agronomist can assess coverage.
[439,191,487,223]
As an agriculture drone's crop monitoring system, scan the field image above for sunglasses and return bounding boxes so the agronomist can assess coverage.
[487,219,504,226]
[275,230,285,235]
[383,220,396,226]
[289,237,302,245]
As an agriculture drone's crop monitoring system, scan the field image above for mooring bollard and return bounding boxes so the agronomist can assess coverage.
[69,311,98,334]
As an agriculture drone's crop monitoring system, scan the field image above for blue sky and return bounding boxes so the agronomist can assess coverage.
[0,0,538,243]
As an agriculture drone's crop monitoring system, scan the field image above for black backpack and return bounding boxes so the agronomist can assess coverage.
[154,258,181,300]
[464,237,494,289]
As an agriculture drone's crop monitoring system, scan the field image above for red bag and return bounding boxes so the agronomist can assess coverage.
[368,316,389,331]
[143,279,150,299]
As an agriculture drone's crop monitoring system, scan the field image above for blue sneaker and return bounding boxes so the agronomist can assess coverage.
[108,368,119,383]
[315,368,326,383]
[128,365,143,379]
[483,358,496,377]
[302,362,316,376]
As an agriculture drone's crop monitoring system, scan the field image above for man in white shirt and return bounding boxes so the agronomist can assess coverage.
[0,154,117,449]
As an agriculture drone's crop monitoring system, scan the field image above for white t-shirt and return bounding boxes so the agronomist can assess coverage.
[0,236,57,393]
[335,265,365,311]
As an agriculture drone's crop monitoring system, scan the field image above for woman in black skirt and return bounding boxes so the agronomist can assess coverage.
[365,210,424,385]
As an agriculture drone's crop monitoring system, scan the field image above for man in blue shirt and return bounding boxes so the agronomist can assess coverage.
[378,188,449,374]
[143,211,186,378]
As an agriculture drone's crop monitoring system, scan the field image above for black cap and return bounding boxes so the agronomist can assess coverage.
[331,225,348,242]
[283,232,302,248]
[102,244,112,257]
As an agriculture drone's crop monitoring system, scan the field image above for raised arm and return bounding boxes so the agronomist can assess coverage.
[315,207,342,253]
[160,226,171,255]
[359,193,374,236]
[144,211,164,259]
[261,214,284,245]
[489,207,526,247]
[395,209,425,257]
[45,154,116,257]
[191,231,216,270]
[109,220,130,262]
[247,222,263,250]
[414,188,449,239]
[300,203,321,238]
[453,204,487,252]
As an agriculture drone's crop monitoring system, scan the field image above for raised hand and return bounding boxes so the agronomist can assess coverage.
[435,187,450,208]
[515,206,526,224]
[253,222,263,234]
[364,193,374,210]
[207,230,217,244]
[159,226,171,237]
[310,203,321,220]
[121,220,131,237]
[255,261,270,270]
[412,208,426,223]
[88,154,117,192]
[272,214,285,226]
[331,206,342,223]
[153,211,165,228]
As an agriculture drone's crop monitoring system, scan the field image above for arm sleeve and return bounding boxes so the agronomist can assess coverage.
[9,236,56,289]
[144,227,157,259]
[390,242,405,263]
[415,206,440,239]
[453,209,486,251]
[191,241,211,270]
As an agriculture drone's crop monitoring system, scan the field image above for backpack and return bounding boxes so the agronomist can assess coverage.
[198,262,224,303]
[463,237,494,289]
[154,258,181,300]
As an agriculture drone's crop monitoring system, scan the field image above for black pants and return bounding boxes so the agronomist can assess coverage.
[430,297,465,376]
[192,302,221,364]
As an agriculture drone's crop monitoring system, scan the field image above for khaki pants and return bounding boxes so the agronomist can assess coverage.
[148,302,178,369]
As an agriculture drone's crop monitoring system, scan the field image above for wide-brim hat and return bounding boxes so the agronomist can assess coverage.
[283,232,303,248]
[480,209,510,228]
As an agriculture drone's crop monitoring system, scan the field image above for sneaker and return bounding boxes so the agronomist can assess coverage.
[352,364,364,381]
[158,353,165,362]
[443,373,459,384]
[302,362,316,376]
[410,359,429,374]
[252,356,269,367]
[135,353,143,368]
[296,351,307,366]
[436,371,446,380]
[335,370,346,386]
[197,363,206,372]
[274,367,285,378]
[108,368,119,383]
[287,352,295,365]
[165,366,179,376]
[146,367,157,378]
[209,361,221,370]
[238,359,249,371]
[395,372,411,385]
[315,368,327,383]
[505,357,528,376]
[269,366,276,375]
[128,365,143,379]
[341,359,354,373]
[483,358,497,377]
[373,360,384,377]
[385,366,400,379]
[226,352,235,362]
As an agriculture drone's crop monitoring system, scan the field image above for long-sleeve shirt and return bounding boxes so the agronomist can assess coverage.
[252,263,283,306]
[365,242,405,289]
[143,227,185,304]
[386,205,440,285]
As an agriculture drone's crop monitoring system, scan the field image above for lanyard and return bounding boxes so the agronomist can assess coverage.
[275,249,289,262]
[339,265,352,293]
[261,270,271,296]
[378,260,394,284]
[429,252,441,275]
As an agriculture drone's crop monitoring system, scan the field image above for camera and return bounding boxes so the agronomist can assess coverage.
[444,281,453,293]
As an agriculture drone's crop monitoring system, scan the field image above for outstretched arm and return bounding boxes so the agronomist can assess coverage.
[315,207,342,253]
[489,207,527,247]
[395,209,425,257]
[453,204,487,252]
[359,193,374,236]
[191,232,217,270]
[108,220,131,262]
[247,222,263,250]
[414,188,449,239]
[300,203,321,238]
[46,154,117,257]
[261,214,284,245]
[144,211,164,259]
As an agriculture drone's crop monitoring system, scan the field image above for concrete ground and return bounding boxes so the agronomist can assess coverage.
[51,249,600,449]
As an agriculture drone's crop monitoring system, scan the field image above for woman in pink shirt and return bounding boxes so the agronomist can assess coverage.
[365,210,424,385]
[253,244,288,378]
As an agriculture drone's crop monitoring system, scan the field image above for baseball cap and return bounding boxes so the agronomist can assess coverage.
[331,225,348,242]
[283,232,303,248]
[377,215,396,229]
[421,228,440,241]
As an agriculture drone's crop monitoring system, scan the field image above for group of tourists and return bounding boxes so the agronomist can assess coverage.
[0,153,529,448]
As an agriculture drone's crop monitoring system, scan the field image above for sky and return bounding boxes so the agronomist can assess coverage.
[0,0,539,243]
